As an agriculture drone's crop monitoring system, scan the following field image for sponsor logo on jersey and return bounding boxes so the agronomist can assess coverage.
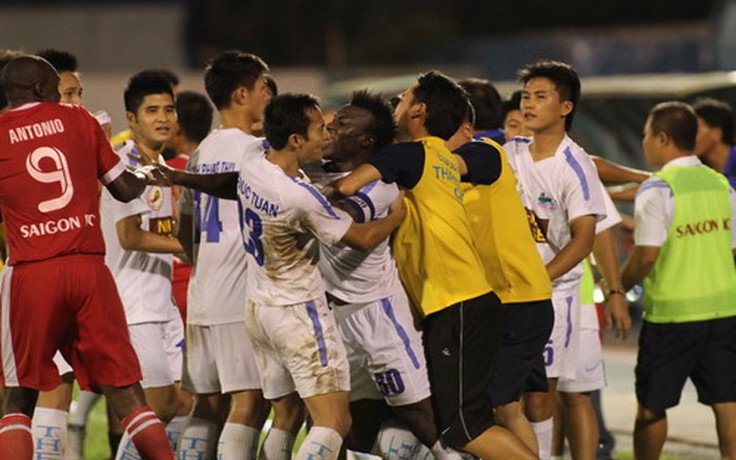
[675,218,730,238]
[147,186,164,210]
[536,192,558,211]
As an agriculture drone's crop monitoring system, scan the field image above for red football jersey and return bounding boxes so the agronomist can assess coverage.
[0,102,125,265]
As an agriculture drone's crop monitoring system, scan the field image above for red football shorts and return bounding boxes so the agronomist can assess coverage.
[0,254,142,392]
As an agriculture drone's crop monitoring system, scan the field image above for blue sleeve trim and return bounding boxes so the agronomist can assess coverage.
[563,147,590,201]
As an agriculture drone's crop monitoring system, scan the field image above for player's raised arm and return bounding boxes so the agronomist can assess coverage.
[168,169,239,200]
[333,163,383,197]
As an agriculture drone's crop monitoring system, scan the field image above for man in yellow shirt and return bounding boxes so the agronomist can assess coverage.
[335,71,535,460]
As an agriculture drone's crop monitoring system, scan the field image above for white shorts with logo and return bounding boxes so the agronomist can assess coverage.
[331,289,431,406]
[182,322,261,394]
[558,303,606,392]
[128,316,184,388]
[545,291,581,380]
[245,296,349,400]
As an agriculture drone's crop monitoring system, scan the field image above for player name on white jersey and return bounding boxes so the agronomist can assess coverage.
[237,176,280,217]
[20,213,96,238]
[8,119,65,144]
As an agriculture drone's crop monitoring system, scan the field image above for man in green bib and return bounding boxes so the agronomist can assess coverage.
[621,101,736,460]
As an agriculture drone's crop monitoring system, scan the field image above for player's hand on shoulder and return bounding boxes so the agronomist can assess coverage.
[127,152,174,186]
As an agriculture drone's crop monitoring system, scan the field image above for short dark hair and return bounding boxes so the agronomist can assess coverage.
[348,90,396,150]
[413,70,469,140]
[176,91,213,143]
[36,49,78,73]
[648,101,698,152]
[501,90,523,123]
[151,69,180,88]
[265,75,278,96]
[124,70,175,113]
[519,60,580,131]
[264,93,320,150]
[692,97,734,145]
[0,49,24,110]
[458,78,501,130]
[204,50,269,110]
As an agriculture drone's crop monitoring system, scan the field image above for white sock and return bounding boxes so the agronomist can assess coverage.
[115,429,141,460]
[166,415,190,453]
[411,443,433,460]
[295,426,342,460]
[259,428,295,460]
[176,416,218,459]
[217,422,260,460]
[531,418,553,460]
[32,407,68,459]
[373,423,420,460]
[68,390,101,427]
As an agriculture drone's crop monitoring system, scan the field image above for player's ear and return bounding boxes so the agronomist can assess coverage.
[125,111,137,127]
[411,102,426,120]
[288,133,302,150]
[561,100,573,117]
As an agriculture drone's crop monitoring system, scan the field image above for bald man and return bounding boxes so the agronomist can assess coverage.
[0,56,174,460]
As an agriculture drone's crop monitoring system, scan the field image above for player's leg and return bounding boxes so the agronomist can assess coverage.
[711,402,736,459]
[0,264,67,460]
[72,259,174,459]
[212,322,269,459]
[556,311,606,460]
[423,293,535,460]
[177,324,224,459]
[634,321,702,460]
[693,317,736,460]
[260,392,304,460]
[633,405,666,460]
[162,315,190,452]
[68,389,102,460]
[33,366,73,460]
[491,299,554,455]
[298,390,352,460]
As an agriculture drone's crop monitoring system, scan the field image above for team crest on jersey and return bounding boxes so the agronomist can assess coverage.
[536,192,558,211]
[147,186,164,210]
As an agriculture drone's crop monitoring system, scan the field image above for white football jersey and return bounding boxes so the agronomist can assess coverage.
[505,135,607,294]
[310,169,402,303]
[183,129,264,326]
[237,155,352,306]
[101,141,177,324]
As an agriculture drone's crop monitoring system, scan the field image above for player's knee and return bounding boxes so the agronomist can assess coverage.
[636,404,665,423]
[523,392,553,421]
[494,401,523,427]
[558,390,591,409]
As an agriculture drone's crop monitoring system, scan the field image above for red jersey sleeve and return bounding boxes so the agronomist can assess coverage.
[81,109,125,185]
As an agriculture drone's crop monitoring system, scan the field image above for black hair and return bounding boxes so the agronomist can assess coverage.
[348,90,396,150]
[264,93,320,150]
[518,60,580,131]
[204,50,269,110]
[0,50,24,110]
[150,69,180,88]
[458,78,501,130]
[36,49,78,73]
[648,101,698,152]
[265,75,278,96]
[124,70,175,113]
[176,91,213,143]
[500,90,523,123]
[692,97,734,145]
[413,70,469,140]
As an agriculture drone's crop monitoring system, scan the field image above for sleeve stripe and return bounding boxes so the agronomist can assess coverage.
[290,178,341,219]
[563,147,590,201]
